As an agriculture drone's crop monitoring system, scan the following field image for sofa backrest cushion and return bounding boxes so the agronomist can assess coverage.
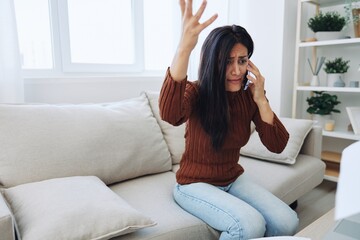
[240,117,314,164]
[0,94,172,188]
[143,91,185,165]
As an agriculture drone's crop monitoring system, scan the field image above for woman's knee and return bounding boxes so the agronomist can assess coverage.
[265,208,299,236]
[222,212,266,240]
[173,184,267,240]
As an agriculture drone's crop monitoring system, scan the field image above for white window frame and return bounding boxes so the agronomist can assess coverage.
[18,0,236,78]
[57,0,144,73]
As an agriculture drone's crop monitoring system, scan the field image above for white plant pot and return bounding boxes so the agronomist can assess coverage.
[327,73,345,87]
[315,31,344,41]
[312,114,331,129]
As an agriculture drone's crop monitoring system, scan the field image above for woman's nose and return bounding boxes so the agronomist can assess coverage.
[231,63,241,75]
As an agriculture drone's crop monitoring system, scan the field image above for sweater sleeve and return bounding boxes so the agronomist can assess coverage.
[252,107,289,154]
[159,68,196,126]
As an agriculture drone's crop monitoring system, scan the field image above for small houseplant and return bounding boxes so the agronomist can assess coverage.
[307,11,346,40]
[323,57,350,87]
[323,57,350,73]
[306,91,341,115]
[344,0,360,37]
[306,91,341,128]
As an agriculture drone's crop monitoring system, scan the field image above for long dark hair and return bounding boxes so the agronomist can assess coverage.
[198,25,254,150]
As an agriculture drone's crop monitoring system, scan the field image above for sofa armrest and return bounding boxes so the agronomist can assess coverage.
[299,126,322,159]
[0,192,15,240]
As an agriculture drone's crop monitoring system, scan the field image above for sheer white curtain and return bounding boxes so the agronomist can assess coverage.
[0,0,24,103]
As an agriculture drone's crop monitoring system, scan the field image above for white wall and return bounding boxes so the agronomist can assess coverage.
[24,76,164,103]
[232,0,297,117]
[24,0,298,114]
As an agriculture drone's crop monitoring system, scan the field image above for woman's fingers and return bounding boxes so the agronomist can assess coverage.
[247,63,266,102]
[248,60,258,70]
[200,13,218,30]
[193,0,218,29]
[247,60,260,76]
[193,0,207,20]
[179,0,186,17]
[178,0,217,52]
[184,0,193,18]
[183,0,217,28]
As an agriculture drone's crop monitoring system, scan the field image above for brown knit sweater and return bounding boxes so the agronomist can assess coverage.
[159,68,289,186]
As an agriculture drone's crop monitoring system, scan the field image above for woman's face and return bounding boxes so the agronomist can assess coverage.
[225,43,249,92]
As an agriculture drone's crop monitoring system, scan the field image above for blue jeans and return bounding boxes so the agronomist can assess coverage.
[173,174,299,240]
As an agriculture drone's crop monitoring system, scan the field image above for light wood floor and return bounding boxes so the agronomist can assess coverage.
[296,179,337,231]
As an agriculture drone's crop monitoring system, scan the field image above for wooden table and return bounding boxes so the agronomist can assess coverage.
[295,208,335,240]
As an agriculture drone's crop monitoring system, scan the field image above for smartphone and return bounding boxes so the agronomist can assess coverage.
[243,70,254,91]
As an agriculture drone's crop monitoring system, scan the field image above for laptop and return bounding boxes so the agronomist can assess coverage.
[323,208,360,239]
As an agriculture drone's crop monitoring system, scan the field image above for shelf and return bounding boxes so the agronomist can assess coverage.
[322,130,360,140]
[321,151,341,163]
[297,86,360,93]
[321,151,341,182]
[299,38,360,47]
[294,0,358,182]
[301,0,345,7]
[323,161,340,182]
[324,171,339,182]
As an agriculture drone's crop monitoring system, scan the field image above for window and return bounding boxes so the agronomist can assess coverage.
[14,0,53,69]
[57,0,141,72]
[14,0,180,76]
[143,0,179,71]
[14,0,232,77]
[66,0,135,65]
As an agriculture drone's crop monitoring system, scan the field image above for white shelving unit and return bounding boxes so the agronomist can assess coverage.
[293,0,360,181]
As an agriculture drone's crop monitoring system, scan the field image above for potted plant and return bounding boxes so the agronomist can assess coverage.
[307,11,346,40]
[306,91,341,128]
[344,0,360,37]
[323,57,350,87]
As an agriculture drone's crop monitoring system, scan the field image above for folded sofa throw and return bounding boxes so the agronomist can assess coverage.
[3,176,156,240]
[240,118,314,164]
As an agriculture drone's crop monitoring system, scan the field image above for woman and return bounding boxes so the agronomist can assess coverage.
[159,0,299,239]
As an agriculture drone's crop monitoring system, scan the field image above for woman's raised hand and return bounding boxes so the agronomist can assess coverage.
[178,0,218,53]
[170,0,217,81]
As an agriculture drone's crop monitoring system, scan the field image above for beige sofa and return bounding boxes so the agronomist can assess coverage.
[0,91,325,240]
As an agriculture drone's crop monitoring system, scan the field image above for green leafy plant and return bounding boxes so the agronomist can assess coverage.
[306,91,341,115]
[344,0,360,24]
[307,11,346,32]
[323,57,350,73]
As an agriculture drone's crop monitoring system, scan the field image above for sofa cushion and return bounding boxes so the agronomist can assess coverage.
[143,91,185,164]
[240,118,314,164]
[110,172,219,240]
[0,193,14,240]
[3,176,156,240]
[241,154,325,205]
[0,94,172,188]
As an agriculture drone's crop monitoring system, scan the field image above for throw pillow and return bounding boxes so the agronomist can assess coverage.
[3,176,156,240]
[143,91,186,164]
[240,118,314,164]
[0,94,172,188]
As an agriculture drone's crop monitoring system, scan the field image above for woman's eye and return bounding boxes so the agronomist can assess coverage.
[227,59,233,65]
[238,59,248,65]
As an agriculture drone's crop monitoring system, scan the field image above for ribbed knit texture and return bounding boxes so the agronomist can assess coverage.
[159,68,289,186]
